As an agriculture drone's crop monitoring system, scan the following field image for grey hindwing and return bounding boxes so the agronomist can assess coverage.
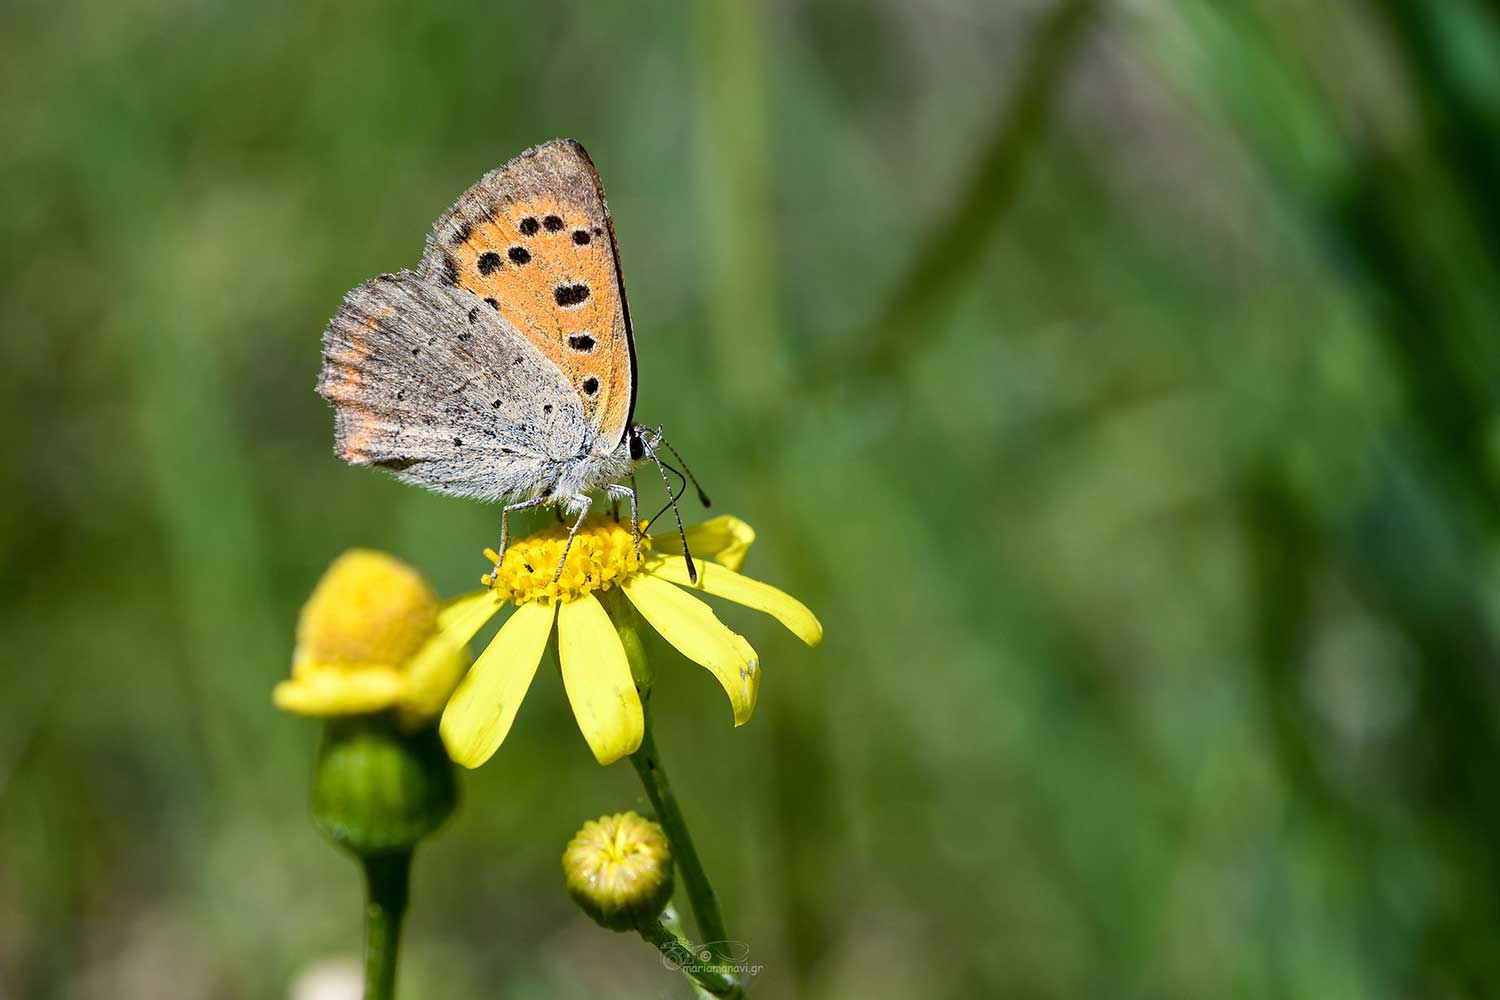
[317,271,588,502]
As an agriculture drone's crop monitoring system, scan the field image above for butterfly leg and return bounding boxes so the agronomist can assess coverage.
[496,496,550,580]
[552,494,594,583]
[605,482,640,557]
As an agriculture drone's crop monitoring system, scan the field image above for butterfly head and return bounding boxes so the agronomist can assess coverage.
[626,423,710,585]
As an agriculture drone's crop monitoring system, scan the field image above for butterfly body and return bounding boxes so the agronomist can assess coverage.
[318,139,702,579]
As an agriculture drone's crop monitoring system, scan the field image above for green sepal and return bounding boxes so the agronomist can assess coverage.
[598,586,654,697]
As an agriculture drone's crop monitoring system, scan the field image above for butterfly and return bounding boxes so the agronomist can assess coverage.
[316,139,707,580]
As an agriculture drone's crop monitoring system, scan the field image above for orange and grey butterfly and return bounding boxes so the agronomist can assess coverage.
[419,139,636,451]
[317,139,705,581]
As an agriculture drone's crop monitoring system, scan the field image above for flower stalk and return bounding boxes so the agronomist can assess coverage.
[639,917,745,999]
[311,716,454,1000]
[629,702,732,963]
[360,851,411,1000]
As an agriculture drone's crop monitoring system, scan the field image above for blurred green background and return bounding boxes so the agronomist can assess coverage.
[6,0,1500,996]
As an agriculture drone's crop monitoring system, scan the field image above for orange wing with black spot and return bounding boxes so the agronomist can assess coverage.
[420,139,636,452]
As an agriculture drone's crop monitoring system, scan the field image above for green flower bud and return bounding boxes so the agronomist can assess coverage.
[563,812,674,932]
[312,716,457,856]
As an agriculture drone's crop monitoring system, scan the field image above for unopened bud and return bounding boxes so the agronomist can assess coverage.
[562,812,674,931]
[312,716,457,856]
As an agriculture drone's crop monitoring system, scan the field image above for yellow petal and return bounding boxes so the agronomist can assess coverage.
[621,572,759,726]
[644,555,823,648]
[436,589,506,647]
[558,594,644,765]
[394,590,504,727]
[651,515,756,571]
[439,601,555,768]
[273,664,403,716]
[394,641,470,729]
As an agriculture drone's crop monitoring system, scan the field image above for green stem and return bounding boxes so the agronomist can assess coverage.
[639,918,745,999]
[359,851,411,1000]
[629,705,732,962]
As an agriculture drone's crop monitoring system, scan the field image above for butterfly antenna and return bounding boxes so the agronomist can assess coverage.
[640,436,698,584]
[656,430,711,507]
[646,461,688,529]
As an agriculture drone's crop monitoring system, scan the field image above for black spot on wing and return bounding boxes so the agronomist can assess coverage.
[484,297,499,310]
[567,332,596,352]
[478,251,502,275]
[572,229,591,245]
[581,376,599,396]
[376,457,420,472]
[555,283,590,307]
[519,216,540,236]
[543,214,564,232]
[508,246,531,265]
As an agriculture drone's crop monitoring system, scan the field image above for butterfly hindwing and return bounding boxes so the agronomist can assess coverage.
[419,139,635,452]
[317,271,588,502]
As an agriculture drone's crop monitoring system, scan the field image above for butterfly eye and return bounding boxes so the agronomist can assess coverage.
[629,432,645,461]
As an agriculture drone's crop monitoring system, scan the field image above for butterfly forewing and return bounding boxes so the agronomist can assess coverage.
[420,139,635,452]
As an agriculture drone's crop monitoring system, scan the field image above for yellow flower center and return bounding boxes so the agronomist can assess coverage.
[296,550,439,671]
[483,515,649,605]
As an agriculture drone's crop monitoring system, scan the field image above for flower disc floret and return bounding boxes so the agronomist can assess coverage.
[484,516,649,605]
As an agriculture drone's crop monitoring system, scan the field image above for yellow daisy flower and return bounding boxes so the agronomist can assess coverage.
[437,515,822,767]
[273,549,472,727]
